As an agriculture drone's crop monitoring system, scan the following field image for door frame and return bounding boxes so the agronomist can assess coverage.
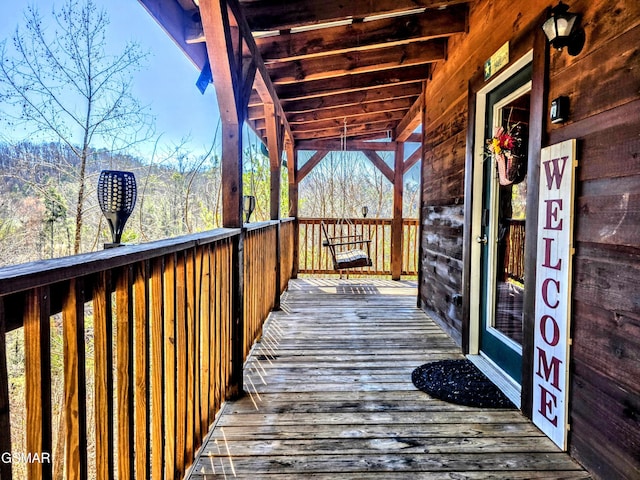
[461,22,549,417]
[469,49,533,357]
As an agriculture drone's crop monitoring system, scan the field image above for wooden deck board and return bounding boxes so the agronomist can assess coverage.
[187,279,590,479]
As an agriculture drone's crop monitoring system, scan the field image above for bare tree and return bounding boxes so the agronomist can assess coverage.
[0,0,154,253]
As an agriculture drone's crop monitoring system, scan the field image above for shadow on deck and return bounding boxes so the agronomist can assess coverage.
[188,278,589,479]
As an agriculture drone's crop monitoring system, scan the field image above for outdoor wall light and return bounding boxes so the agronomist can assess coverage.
[542,2,585,56]
[243,195,256,223]
[97,170,137,248]
[362,206,369,218]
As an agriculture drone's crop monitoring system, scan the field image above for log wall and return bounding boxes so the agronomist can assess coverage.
[420,0,640,478]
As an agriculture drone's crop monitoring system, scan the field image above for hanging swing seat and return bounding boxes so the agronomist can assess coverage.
[321,221,373,270]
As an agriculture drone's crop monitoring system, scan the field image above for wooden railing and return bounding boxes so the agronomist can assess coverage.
[243,222,277,358]
[279,218,295,293]
[0,221,293,480]
[297,218,419,276]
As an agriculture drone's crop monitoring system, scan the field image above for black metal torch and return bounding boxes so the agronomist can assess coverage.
[98,170,137,248]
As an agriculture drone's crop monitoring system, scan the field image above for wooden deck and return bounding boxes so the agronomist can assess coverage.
[187,279,589,479]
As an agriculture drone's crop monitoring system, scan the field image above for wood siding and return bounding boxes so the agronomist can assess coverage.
[420,0,640,478]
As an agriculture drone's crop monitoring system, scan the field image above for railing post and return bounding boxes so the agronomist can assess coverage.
[229,231,245,399]
[273,223,281,310]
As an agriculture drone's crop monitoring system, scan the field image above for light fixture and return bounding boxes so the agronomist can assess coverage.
[243,195,256,223]
[362,206,369,218]
[97,170,137,248]
[542,2,585,55]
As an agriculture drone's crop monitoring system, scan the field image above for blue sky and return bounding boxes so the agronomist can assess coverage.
[0,0,221,156]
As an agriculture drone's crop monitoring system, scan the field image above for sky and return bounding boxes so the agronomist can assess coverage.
[0,0,222,157]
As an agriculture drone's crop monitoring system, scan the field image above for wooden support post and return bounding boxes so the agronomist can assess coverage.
[201,0,260,398]
[265,103,282,309]
[287,141,299,278]
[391,142,405,280]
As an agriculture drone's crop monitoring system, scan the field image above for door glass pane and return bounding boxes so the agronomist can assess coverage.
[491,93,530,345]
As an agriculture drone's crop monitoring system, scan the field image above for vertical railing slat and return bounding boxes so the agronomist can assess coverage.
[0,299,13,480]
[93,272,114,480]
[175,252,187,477]
[200,244,212,433]
[24,286,52,480]
[163,254,176,478]
[185,248,196,466]
[134,261,150,480]
[150,258,164,480]
[116,267,134,480]
[62,278,88,480]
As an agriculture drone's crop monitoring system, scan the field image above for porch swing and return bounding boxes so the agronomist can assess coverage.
[321,119,372,271]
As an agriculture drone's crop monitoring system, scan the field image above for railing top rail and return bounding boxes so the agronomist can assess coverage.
[0,227,241,296]
[244,220,280,232]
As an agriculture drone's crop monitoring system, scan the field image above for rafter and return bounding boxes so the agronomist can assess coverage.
[296,139,397,151]
[257,6,467,63]
[275,65,431,101]
[268,39,445,85]
[287,97,417,125]
[280,84,422,114]
[289,110,406,134]
[292,120,398,141]
[241,0,469,31]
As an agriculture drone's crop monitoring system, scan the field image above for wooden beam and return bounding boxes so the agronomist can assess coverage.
[291,111,406,133]
[395,94,424,142]
[406,132,422,143]
[241,0,469,31]
[403,144,422,173]
[391,142,404,280]
[296,139,397,151]
[256,6,468,62]
[282,84,422,114]
[292,119,398,141]
[264,103,283,220]
[362,151,395,184]
[268,39,446,84]
[276,65,430,101]
[286,98,417,126]
[297,150,328,182]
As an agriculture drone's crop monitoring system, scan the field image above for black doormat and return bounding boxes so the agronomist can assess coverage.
[411,359,516,409]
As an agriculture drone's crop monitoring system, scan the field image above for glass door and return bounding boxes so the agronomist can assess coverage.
[479,63,531,384]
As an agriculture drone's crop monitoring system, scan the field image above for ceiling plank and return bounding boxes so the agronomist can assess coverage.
[268,39,445,84]
[394,94,424,142]
[241,0,469,31]
[257,6,467,62]
[281,83,422,114]
[287,97,417,124]
[362,151,395,183]
[276,65,430,101]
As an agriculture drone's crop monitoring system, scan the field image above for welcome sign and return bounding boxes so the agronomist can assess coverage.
[533,139,577,450]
